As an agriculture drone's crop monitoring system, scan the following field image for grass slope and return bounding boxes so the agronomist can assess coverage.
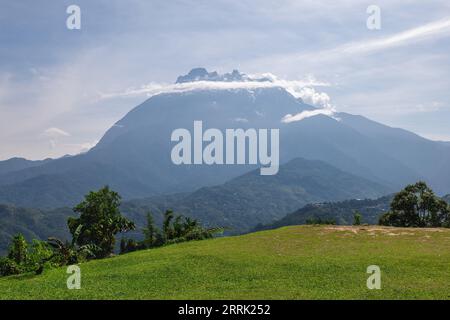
[1,225,449,300]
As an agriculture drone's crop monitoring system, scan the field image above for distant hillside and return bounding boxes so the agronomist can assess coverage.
[253,192,450,232]
[0,205,74,255]
[0,157,52,176]
[253,196,393,232]
[124,157,390,234]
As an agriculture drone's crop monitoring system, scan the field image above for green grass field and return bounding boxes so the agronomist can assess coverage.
[1,225,449,299]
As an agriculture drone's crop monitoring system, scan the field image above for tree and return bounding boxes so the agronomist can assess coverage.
[142,212,162,248]
[68,186,135,258]
[353,211,362,226]
[7,234,28,265]
[0,235,54,276]
[161,211,223,244]
[47,224,98,266]
[162,210,175,241]
[379,182,450,228]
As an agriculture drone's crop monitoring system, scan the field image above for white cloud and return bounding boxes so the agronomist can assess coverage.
[100,72,338,124]
[340,18,450,55]
[281,108,336,123]
[293,87,332,109]
[43,127,71,137]
[99,74,331,105]
[234,117,249,123]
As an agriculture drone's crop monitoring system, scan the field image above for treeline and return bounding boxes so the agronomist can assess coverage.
[0,186,222,277]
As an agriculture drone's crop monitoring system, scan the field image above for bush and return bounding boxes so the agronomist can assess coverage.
[353,211,362,226]
[0,257,22,276]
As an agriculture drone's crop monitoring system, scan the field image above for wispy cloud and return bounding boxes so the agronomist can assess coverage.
[43,127,70,137]
[98,74,331,100]
[282,108,336,123]
[340,18,450,55]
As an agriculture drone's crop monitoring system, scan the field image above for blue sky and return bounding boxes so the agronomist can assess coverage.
[1,0,450,159]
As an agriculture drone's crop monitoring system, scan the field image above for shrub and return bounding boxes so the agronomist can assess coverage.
[0,257,22,276]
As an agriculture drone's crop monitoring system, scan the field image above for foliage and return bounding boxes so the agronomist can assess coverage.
[47,225,98,266]
[0,234,54,276]
[162,210,223,244]
[27,239,54,274]
[353,211,362,226]
[1,188,222,276]
[379,182,450,228]
[120,210,222,254]
[142,212,163,248]
[0,257,22,276]
[120,238,144,254]
[7,234,28,265]
[68,186,135,258]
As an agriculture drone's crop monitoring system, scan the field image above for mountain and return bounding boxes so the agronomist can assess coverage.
[124,157,390,233]
[253,196,393,232]
[1,68,450,209]
[0,157,389,253]
[336,113,450,194]
[0,157,52,176]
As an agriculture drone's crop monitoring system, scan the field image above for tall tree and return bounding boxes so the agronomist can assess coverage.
[162,210,174,241]
[68,186,135,258]
[142,212,161,248]
[7,234,28,265]
[379,182,450,227]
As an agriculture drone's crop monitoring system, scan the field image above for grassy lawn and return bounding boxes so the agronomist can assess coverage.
[0,225,449,299]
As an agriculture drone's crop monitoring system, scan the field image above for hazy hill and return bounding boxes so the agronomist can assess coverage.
[253,196,393,232]
[0,157,52,176]
[253,193,450,232]
[122,157,390,233]
[0,205,74,254]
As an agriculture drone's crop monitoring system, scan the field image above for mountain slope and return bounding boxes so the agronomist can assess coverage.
[0,157,52,176]
[338,112,450,194]
[123,157,390,233]
[0,205,74,255]
[253,196,393,232]
[253,193,450,232]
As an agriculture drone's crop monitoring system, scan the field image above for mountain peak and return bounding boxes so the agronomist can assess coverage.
[176,68,255,84]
